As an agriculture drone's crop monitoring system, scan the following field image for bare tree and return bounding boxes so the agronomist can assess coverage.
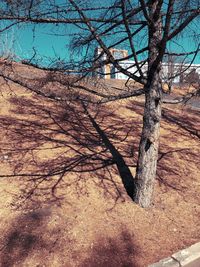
[0,0,199,207]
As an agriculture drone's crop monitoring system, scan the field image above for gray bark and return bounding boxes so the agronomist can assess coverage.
[133,2,163,207]
[133,76,162,207]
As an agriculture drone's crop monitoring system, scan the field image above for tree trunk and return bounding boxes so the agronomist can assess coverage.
[133,77,162,207]
[133,2,163,207]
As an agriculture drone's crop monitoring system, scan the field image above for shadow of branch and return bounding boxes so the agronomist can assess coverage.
[0,94,138,207]
[80,228,139,267]
[0,207,51,267]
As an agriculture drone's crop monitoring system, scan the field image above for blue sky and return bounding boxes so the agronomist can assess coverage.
[9,24,75,65]
[1,8,199,66]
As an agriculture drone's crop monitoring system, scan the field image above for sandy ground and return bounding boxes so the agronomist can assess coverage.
[0,67,200,267]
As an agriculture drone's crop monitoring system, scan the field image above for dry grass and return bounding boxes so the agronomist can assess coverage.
[0,63,200,267]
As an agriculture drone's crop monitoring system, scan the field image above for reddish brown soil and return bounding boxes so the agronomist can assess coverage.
[0,65,200,267]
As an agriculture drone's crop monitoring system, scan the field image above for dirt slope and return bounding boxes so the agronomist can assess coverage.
[0,66,200,267]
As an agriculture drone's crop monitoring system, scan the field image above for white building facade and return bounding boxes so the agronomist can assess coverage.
[95,48,200,83]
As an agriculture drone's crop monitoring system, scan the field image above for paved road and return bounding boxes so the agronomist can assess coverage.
[163,94,200,110]
[187,98,200,109]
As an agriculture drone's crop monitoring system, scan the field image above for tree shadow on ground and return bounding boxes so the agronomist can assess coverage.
[80,229,139,267]
[0,91,199,207]
[0,93,140,207]
[126,100,200,194]
[0,207,52,267]
[0,209,139,267]
[162,109,200,139]
[156,107,200,193]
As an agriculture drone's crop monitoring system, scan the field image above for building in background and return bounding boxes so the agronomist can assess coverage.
[94,48,200,84]
[95,47,128,79]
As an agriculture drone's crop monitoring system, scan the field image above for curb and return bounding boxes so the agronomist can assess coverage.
[148,242,200,267]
